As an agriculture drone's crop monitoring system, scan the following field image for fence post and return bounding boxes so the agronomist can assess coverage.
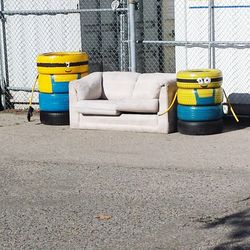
[128,0,136,72]
[211,0,215,68]
[119,0,126,71]
[0,22,4,110]
[208,0,215,68]
[0,0,11,109]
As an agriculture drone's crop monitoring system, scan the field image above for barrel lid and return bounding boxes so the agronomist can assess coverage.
[177,69,222,79]
[37,51,88,64]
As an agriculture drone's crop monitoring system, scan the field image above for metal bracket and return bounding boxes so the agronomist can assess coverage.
[128,0,139,10]
[0,11,6,22]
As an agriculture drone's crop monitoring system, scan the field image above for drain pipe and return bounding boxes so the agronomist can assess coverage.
[128,0,136,72]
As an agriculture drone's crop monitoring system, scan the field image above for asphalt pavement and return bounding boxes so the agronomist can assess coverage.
[0,112,250,250]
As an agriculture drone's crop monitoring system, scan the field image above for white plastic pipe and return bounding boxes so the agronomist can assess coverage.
[128,0,136,72]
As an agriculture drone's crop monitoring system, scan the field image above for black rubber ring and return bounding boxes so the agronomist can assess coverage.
[40,111,69,125]
[178,119,224,135]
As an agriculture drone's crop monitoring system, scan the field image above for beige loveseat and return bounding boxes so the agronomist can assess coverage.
[69,72,177,133]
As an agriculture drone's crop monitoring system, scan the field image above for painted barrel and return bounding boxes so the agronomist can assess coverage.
[176,68,224,135]
[37,51,89,125]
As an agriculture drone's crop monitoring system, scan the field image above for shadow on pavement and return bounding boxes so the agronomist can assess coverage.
[203,208,250,249]
[223,115,250,133]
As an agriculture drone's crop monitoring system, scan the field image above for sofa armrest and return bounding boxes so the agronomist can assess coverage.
[69,80,80,128]
[69,72,102,128]
[158,81,177,133]
[158,82,177,113]
[69,72,103,101]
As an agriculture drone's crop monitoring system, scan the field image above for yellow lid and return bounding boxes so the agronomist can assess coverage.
[36,52,88,64]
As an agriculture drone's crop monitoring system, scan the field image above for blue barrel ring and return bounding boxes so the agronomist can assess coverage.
[39,93,69,112]
[177,104,223,122]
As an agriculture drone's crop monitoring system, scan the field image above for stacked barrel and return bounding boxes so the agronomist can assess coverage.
[37,52,88,125]
[177,69,224,135]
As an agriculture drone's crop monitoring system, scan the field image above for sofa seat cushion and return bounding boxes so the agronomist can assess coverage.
[75,100,120,116]
[75,99,159,115]
[116,99,159,113]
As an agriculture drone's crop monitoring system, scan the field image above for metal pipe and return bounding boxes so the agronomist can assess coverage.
[208,0,212,68]
[2,8,128,16]
[141,40,250,48]
[128,0,136,72]
[184,0,188,69]
[0,0,9,108]
[211,0,216,68]
[119,11,126,71]
[7,86,38,92]
[0,14,4,109]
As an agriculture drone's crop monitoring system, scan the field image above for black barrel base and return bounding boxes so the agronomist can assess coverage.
[40,111,69,125]
[178,119,224,135]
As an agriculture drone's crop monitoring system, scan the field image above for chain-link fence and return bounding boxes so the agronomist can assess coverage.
[0,0,250,110]
[137,0,250,109]
[0,0,129,109]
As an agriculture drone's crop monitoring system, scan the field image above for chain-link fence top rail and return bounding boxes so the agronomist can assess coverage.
[0,0,129,109]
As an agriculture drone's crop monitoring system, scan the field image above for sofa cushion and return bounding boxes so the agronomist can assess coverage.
[116,99,159,113]
[133,73,176,99]
[76,72,102,100]
[75,100,120,116]
[102,72,140,100]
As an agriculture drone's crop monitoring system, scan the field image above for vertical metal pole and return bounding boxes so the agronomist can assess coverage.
[156,0,163,72]
[128,0,136,72]
[96,0,104,71]
[119,0,126,71]
[0,16,4,109]
[211,0,216,68]
[208,0,212,68]
[184,0,188,69]
[0,0,10,108]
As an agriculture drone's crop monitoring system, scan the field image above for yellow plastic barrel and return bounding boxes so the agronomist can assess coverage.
[37,52,89,75]
[177,88,223,106]
[177,69,222,89]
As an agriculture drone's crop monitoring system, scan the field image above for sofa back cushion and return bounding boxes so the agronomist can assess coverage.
[133,73,176,99]
[102,72,140,100]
